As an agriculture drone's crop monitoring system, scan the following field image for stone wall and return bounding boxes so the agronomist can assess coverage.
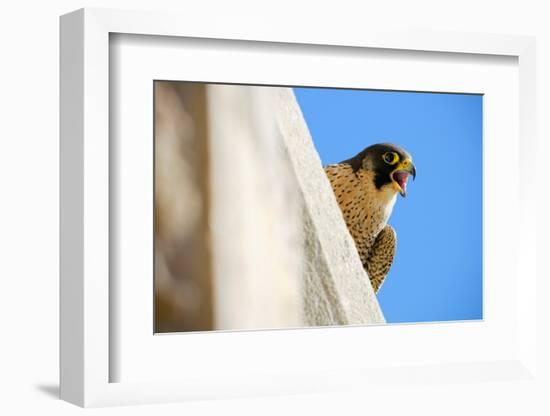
[154,83,384,332]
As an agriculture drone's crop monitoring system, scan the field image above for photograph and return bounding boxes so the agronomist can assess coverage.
[154,81,483,333]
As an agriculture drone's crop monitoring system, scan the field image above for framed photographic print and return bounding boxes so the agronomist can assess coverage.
[60,8,538,408]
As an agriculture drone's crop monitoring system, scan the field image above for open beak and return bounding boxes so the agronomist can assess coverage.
[391,159,416,197]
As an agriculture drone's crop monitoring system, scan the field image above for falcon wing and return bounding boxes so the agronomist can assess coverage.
[365,224,396,293]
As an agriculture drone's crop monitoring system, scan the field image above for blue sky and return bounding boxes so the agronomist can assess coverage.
[294,87,483,324]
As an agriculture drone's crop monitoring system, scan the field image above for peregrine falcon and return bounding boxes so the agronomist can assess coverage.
[324,143,416,293]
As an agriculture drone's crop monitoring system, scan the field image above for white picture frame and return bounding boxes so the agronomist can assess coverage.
[60,7,538,408]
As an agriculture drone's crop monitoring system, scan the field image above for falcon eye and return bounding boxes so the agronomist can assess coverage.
[382,152,399,165]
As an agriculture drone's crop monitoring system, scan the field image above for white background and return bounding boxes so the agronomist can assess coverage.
[1,1,548,415]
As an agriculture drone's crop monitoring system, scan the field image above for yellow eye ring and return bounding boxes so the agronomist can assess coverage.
[382,152,399,165]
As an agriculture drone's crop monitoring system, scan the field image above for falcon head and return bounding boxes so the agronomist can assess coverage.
[345,143,416,197]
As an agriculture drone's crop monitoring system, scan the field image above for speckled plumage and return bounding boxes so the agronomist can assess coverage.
[324,143,415,293]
